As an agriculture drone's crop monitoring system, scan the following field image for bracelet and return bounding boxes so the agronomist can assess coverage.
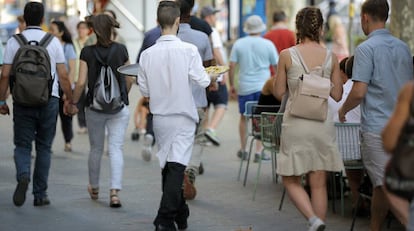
[0,101,6,106]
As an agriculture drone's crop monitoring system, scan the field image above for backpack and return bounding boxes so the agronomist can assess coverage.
[10,33,54,107]
[384,90,414,200]
[89,45,124,114]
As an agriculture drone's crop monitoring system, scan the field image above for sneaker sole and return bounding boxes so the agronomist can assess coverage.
[317,224,326,231]
[204,133,220,146]
[13,179,29,207]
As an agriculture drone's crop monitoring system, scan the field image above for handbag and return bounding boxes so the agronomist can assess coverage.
[289,47,332,121]
[384,91,414,200]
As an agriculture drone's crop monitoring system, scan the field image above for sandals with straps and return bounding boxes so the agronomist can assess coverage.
[88,185,99,200]
[110,189,122,208]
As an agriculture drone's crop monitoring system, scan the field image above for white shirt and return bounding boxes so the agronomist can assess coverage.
[3,27,66,98]
[329,80,361,123]
[137,35,211,123]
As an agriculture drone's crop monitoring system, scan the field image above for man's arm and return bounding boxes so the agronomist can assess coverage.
[0,64,11,114]
[338,81,368,122]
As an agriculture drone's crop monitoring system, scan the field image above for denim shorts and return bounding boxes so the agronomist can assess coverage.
[238,91,261,114]
[207,83,228,108]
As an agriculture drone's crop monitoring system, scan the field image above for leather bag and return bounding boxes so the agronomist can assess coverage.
[289,47,332,121]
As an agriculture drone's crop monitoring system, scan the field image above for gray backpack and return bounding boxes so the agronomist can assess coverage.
[90,45,124,114]
[10,33,54,107]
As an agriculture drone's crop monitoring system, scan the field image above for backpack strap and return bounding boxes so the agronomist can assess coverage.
[39,33,54,48]
[293,46,332,77]
[13,34,28,46]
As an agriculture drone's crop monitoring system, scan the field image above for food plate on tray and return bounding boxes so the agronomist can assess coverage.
[205,65,229,76]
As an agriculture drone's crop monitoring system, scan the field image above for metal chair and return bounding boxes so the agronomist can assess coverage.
[242,104,280,187]
[251,112,283,200]
[335,123,363,216]
[237,101,258,181]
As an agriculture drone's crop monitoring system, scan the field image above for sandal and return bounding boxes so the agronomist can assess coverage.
[109,189,122,208]
[87,185,99,200]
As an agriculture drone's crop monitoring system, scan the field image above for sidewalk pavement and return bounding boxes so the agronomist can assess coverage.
[0,86,404,231]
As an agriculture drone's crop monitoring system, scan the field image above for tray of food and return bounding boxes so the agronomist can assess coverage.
[205,65,229,76]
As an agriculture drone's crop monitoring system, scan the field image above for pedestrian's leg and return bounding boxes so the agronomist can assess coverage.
[33,98,59,199]
[86,109,106,189]
[106,107,129,190]
[370,186,390,231]
[77,89,87,129]
[308,170,328,220]
[239,115,247,151]
[283,175,316,219]
[59,98,73,148]
[155,162,186,229]
[383,185,408,226]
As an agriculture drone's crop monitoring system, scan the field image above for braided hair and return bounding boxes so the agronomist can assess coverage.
[295,7,323,44]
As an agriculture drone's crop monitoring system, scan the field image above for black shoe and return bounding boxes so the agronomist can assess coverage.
[175,206,189,230]
[33,197,50,206]
[154,224,177,231]
[198,162,204,175]
[13,177,29,207]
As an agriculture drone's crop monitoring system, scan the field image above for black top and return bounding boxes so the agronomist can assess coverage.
[258,93,281,106]
[189,16,212,36]
[80,42,129,106]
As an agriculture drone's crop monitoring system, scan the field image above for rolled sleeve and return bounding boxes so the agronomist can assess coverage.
[137,64,149,97]
[352,45,373,84]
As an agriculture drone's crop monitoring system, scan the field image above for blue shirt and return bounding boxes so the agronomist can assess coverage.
[353,29,413,134]
[136,26,161,62]
[178,23,213,108]
[230,36,278,95]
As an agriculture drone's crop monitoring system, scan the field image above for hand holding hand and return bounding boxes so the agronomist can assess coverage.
[63,100,78,116]
[0,104,10,115]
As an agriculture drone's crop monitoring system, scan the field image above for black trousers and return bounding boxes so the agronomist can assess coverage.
[59,98,73,143]
[76,89,87,128]
[154,162,189,229]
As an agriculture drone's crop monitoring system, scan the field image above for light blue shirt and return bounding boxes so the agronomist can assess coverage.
[230,36,278,95]
[178,23,213,108]
[353,29,413,134]
[0,42,4,65]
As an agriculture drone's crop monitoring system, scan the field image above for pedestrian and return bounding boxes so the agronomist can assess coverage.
[200,5,229,146]
[0,1,74,207]
[136,2,211,230]
[73,21,90,134]
[263,10,296,54]
[49,20,77,152]
[229,15,278,160]
[273,6,344,231]
[382,80,414,228]
[71,14,134,208]
[338,0,413,230]
[327,15,349,61]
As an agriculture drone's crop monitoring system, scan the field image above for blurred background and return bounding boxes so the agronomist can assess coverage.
[0,0,413,62]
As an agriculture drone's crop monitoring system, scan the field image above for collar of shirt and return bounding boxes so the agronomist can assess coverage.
[25,26,42,30]
[179,23,192,31]
[156,35,180,43]
[368,28,390,39]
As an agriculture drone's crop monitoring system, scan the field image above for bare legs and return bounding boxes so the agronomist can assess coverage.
[370,186,390,231]
[383,186,409,228]
[283,170,327,221]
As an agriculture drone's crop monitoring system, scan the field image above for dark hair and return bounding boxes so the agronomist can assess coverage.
[92,14,120,47]
[51,21,73,44]
[295,7,323,44]
[104,9,117,19]
[339,56,354,79]
[361,0,389,22]
[178,0,192,19]
[273,10,286,23]
[76,21,88,29]
[23,2,44,26]
[157,1,181,29]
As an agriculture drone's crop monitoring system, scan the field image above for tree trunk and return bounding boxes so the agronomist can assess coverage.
[390,0,414,54]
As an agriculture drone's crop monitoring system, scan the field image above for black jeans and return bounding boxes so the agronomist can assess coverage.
[76,89,87,128]
[154,162,189,229]
[59,98,73,143]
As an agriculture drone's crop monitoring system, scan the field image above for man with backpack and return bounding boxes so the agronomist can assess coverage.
[0,2,74,207]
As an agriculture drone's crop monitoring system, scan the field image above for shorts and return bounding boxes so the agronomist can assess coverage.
[360,132,390,188]
[238,91,261,114]
[207,83,228,108]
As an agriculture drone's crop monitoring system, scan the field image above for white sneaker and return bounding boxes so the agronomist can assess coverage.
[142,134,153,162]
[308,218,325,231]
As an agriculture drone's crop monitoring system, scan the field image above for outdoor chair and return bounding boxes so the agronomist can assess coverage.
[242,105,280,187]
[249,112,283,200]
